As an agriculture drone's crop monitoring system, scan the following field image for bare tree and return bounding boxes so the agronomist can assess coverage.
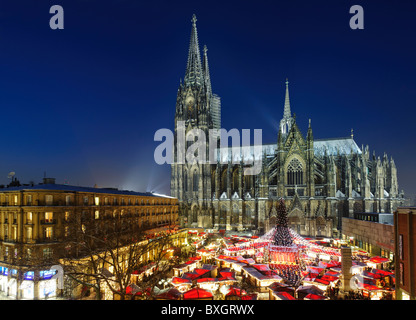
[58,208,184,300]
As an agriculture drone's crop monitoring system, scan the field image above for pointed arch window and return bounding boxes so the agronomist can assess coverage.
[287,158,303,185]
[193,170,198,192]
[184,171,188,192]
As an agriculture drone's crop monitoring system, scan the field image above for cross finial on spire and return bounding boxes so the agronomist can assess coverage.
[203,44,212,96]
[283,78,291,119]
[184,14,203,86]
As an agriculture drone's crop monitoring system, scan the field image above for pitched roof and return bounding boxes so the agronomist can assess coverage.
[214,136,362,163]
[314,137,362,156]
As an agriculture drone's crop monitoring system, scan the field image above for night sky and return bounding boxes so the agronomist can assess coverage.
[0,1,415,200]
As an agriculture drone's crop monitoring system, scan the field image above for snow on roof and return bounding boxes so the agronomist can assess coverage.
[314,137,362,156]
[1,183,165,198]
[214,137,362,163]
[215,144,276,163]
[336,190,345,198]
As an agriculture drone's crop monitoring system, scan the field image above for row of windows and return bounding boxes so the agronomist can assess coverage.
[1,246,53,262]
[2,225,53,242]
[0,194,176,206]
[0,209,178,224]
[2,213,178,242]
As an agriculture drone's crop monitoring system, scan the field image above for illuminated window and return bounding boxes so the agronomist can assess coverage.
[26,227,32,241]
[14,195,18,206]
[94,197,100,206]
[45,195,53,205]
[27,212,32,224]
[95,210,100,219]
[12,226,17,241]
[45,212,53,223]
[44,227,53,240]
[64,211,69,221]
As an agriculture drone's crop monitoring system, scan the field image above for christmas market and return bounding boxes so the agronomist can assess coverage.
[136,198,395,301]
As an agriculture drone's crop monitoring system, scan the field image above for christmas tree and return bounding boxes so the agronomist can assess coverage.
[273,199,293,247]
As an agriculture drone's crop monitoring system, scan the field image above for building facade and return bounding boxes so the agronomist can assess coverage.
[171,15,404,238]
[341,216,395,259]
[0,178,178,299]
[394,207,416,300]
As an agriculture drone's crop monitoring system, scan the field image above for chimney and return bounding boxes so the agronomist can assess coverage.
[43,178,56,185]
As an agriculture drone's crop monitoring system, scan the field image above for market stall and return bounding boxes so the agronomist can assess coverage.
[183,288,214,300]
[155,287,182,300]
[273,291,296,300]
[296,285,325,300]
[367,256,390,270]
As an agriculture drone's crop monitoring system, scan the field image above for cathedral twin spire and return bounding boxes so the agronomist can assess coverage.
[184,14,212,93]
[178,14,219,129]
[283,79,292,120]
[280,78,293,135]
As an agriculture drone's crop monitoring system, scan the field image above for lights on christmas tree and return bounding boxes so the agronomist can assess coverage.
[273,199,293,247]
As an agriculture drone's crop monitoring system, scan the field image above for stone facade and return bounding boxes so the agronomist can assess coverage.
[171,15,404,238]
[0,180,178,299]
[341,217,394,257]
[394,207,416,300]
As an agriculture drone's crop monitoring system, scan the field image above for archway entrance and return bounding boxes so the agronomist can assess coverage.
[316,216,326,237]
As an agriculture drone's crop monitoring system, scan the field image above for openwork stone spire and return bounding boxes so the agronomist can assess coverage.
[203,45,212,97]
[279,79,293,135]
[184,14,203,87]
[283,78,291,119]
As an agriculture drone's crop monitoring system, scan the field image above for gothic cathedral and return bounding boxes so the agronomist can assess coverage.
[170,15,404,237]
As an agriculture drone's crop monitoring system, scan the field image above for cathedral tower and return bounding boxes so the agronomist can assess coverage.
[171,15,221,228]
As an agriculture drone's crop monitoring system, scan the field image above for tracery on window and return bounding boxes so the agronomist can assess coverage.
[287,158,303,185]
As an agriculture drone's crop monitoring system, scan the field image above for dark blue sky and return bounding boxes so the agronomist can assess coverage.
[0,0,415,199]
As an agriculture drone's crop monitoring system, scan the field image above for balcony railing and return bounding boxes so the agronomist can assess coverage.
[40,219,57,225]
